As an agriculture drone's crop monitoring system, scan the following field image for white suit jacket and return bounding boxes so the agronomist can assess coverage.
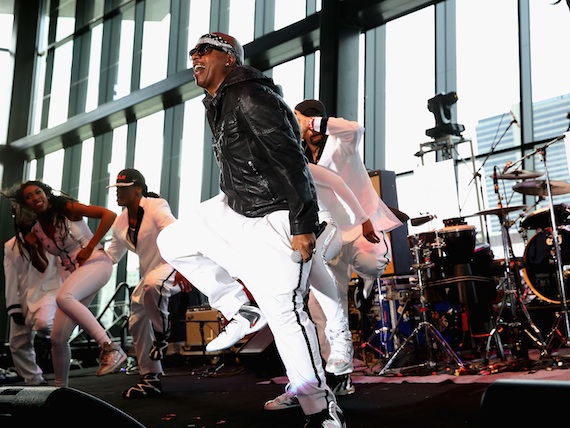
[106,196,176,277]
[313,116,403,238]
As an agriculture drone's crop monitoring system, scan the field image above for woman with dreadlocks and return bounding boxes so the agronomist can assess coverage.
[2,180,126,387]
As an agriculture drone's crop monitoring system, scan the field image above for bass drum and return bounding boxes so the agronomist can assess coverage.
[522,228,570,304]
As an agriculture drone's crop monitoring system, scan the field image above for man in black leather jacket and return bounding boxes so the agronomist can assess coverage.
[158,33,346,427]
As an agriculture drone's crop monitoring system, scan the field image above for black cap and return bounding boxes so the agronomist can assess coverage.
[107,168,146,188]
[295,99,327,118]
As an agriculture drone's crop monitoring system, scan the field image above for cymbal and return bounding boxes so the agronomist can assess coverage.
[493,169,544,180]
[470,205,527,217]
[513,180,570,196]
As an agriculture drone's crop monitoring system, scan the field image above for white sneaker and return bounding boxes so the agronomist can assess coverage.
[206,305,267,352]
[264,385,301,410]
[304,401,346,428]
[325,330,354,375]
[96,342,127,376]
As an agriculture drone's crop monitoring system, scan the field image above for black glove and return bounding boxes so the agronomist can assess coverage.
[11,313,25,326]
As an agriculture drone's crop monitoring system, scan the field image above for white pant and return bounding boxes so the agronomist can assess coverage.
[129,263,181,376]
[157,194,334,415]
[9,293,57,385]
[308,223,391,365]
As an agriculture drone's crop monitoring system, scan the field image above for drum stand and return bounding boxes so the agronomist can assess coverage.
[378,241,464,375]
[360,278,393,360]
[484,168,548,362]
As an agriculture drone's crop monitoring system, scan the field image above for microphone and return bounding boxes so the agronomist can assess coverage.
[291,250,303,263]
[493,166,499,194]
[291,221,327,263]
[502,161,513,174]
[510,111,520,128]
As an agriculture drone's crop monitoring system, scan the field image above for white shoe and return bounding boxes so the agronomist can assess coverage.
[206,305,267,352]
[325,330,354,375]
[362,278,375,299]
[264,384,301,410]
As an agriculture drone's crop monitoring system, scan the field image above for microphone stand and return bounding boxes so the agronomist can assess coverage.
[468,116,518,245]
[527,137,570,350]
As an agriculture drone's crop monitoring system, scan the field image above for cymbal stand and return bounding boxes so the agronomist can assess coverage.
[379,239,464,375]
[532,141,570,350]
[484,167,548,362]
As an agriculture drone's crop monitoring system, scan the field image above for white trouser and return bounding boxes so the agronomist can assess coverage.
[9,293,57,385]
[329,229,392,319]
[157,194,334,415]
[51,250,113,387]
[129,263,181,376]
[306,219,349,359]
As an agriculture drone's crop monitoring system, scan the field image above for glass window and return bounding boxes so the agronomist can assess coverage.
[275,0,306,31]
[178,97,207,219]
[42,149,65,190]
[134,110,165,192]
[114,6,135,100]
[47,41,73,128]
[139,0,170,89]
[530,1,570,103]
[384,7,435,177]
[85,24,102,112]
[107,125,128,198]
[229,0,255,46]
[273,57,305,110]
[456,0,520,255]
[186,1,211,65]
[0,2,13,145]
[77,138,94,204]
[55,0,76,43]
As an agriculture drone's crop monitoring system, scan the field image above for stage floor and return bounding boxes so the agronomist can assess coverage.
[4,343,570,428]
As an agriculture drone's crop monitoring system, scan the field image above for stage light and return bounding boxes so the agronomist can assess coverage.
[426,92,465,139]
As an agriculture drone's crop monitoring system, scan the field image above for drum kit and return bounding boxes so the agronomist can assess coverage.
[378,141,570,373]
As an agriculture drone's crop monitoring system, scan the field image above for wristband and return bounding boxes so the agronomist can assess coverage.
[308,116,315,131]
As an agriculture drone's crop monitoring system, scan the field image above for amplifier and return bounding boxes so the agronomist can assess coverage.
[183,307,221,353]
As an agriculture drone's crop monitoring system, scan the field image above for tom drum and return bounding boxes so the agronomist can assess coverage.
[437,224,477,265]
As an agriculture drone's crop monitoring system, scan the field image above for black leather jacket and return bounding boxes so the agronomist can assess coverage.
[203,65,319,236]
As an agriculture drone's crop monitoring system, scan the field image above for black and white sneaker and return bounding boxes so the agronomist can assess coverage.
[304,401,346,428]
[149,331,170,360]
[326,373,355,396]
[122,373,162,398]
[206,304,267,352]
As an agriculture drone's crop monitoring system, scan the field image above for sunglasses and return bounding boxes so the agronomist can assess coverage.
[189,44,226,58]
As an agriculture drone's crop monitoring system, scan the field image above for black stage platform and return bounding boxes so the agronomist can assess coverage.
[5,344,570,428]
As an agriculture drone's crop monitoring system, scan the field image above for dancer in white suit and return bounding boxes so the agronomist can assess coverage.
[105,168,192,398]
[4,203,65,385]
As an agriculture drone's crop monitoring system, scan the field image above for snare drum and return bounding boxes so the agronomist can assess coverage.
[437,224,477,265]
[522,227,570,304]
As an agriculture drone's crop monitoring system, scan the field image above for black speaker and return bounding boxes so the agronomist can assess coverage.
[480,379,570,426]
[0,386,145,426]
[236,325,284,378]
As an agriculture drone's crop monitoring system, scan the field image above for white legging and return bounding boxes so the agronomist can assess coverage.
[51,250,113,387]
